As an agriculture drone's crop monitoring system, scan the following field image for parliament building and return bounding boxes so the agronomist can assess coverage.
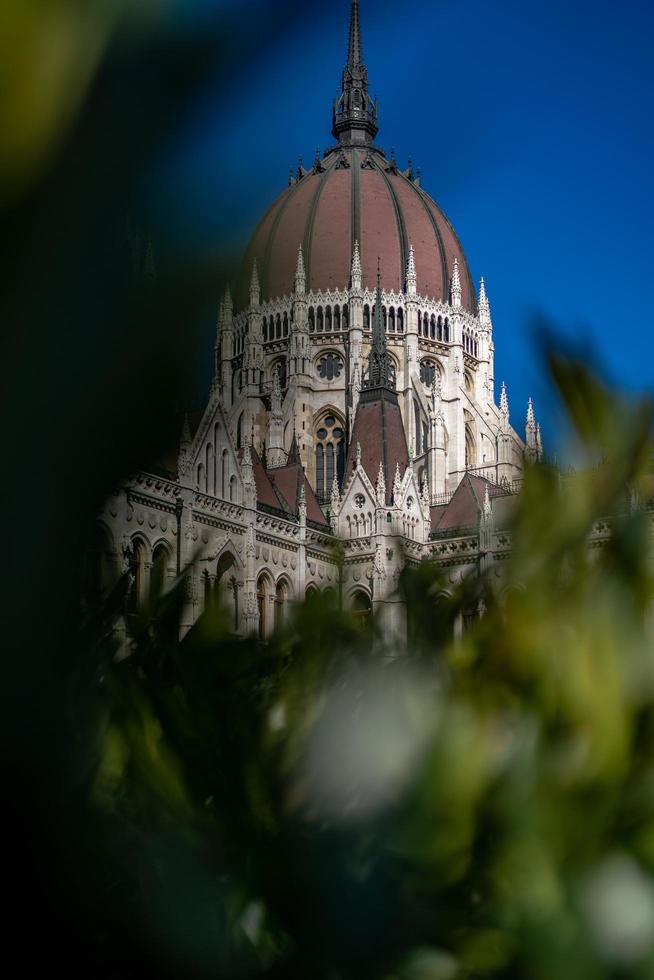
[95,1,545,645]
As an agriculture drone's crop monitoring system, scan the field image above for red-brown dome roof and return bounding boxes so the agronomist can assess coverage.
[236,145,476,313]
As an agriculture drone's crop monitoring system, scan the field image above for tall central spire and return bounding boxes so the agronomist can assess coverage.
[347,0,363,69]
[332,1,378,146]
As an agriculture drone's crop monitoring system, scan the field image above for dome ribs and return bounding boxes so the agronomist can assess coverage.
[394,174,448,301]
[238,151,475,311]
[260,178,306,303]
[359,161,402,291]
[266,174,318,303]
[351,147,361,263]
[309,155,351,291]
[372,153,408,293]
[303,156,336,291]
[421,192,475,311]
[237,193,285,310]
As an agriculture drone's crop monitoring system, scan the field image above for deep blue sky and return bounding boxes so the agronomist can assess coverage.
[155,0,653,451]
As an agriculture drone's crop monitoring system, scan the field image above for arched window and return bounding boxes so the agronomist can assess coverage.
[465,370,474,394]
[274,580,287,631]
[197,462,206,492]
[351,590,372,622]
[444,317,450,342]
[317,306,324,331]
[334,305,341,331]
[437,316,443,341]
[151,544,169,602]
[420,359,437,386]
[465,422,476,468]
[128,539,146,612]
[306,583,319,601]
[325,306,332,331]
[388,307,395,332]
[216,552,238,630]
[342,304,349,328]
[309,307,315,332]
[206,444,214,496]
[221,449,229,499]
[283,312,289,336]
[229,475,238,503]
[414,400,421,455]
[430,314,436,339]
[363,304,370,330]
[315,414,345,499]
[382,306,387,331]
[397,308,404,332]
[263,317,268,342]
[257,573,272,639]
[423,312,429,337]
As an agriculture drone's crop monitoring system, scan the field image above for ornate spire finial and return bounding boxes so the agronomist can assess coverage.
[499,381,510,431]
[406,244,417,296]
[479,276,491,327]
[332,1,378,145]
[351,239,362,289]
[526,397,535,429]
[393,462,402,503]
[376,460,386,506]
[295,244,306,294]
[451,257,461,309]
[249,259,260,308]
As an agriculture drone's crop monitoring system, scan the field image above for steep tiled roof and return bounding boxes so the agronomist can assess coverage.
[343,388,409,505]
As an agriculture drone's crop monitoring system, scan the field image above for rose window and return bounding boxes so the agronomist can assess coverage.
[318,353,343,381]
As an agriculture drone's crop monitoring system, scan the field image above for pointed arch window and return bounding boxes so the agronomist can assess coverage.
[315,415,345,500]
[309,307,315,332]
[363,304,370,330]
[388,307,395,332]
[397,308,404,332]
[317,306,324,331]
[334,305,341,331]
[151,544,169,602]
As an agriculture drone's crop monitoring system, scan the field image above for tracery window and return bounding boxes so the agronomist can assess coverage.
[317,353,343,381]
[420,359,438,386]
[150,544,169,602]
[315,415,345,498]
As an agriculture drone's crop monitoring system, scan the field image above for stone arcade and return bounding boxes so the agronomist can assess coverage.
[93,1,547,644]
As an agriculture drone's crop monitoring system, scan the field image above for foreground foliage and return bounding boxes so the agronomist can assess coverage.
[77,359,654,979]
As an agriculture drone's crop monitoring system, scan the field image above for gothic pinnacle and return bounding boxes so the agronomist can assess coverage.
[406,244,417,295]
[526,397,535,429]
[351,240,362,289]
[500,381,509,419]
[249,259,260,307]
[295,244,306,294]
[376,460,386,503]
[451,257,461,308]
[479,276,491,327]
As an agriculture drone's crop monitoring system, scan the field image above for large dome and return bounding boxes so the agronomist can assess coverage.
[236,144,476,313]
